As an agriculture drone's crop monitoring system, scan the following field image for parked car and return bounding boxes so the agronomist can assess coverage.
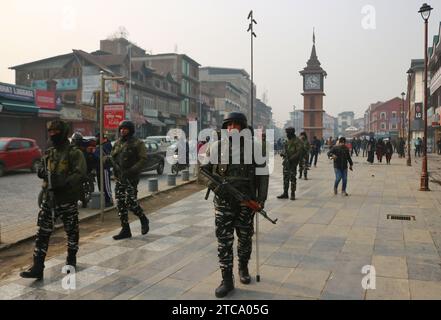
[143,141,166,175]
[146,136,175,151]
[0,138,42,177]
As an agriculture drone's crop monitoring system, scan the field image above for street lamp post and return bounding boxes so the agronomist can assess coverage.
[247,10,259,282]
[401,92,405,139]
[407,68,414,166]
[100,72,126,221]
[418,3,433,191]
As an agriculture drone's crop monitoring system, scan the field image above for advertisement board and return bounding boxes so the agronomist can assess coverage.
[35,90,56,109]
[104,104,125,129]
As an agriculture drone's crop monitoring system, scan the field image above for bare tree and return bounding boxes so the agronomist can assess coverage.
[107,26,130,40]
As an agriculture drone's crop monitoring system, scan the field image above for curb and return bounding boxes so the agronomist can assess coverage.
[0,179,198,252]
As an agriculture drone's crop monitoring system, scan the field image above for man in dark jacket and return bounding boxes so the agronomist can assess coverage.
[327,137,353,196]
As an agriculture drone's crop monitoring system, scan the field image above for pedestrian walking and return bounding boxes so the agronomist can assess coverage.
[278,127,303,200]
[94,133,113,207]
[367,137,376,164]
[385,139,394,164]
[376,138,385,163]
[309,136,321,167]
[203,112,269,298]
[20,120,87,280]
[327,137,353,196]
[415,137,422,157]
[110,120,150,240]
[299,132,310,180]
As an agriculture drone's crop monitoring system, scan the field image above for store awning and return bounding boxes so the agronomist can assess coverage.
[0,98,39,114]
[163,119,176,125]
[145,117,166,127]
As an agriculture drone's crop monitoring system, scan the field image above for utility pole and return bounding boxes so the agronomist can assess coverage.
[247,10,257,128]
[247,9,260,283]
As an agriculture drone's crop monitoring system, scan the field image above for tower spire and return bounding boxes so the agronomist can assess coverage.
[313,27,315,45]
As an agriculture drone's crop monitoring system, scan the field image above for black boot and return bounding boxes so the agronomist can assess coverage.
[290,190,296,201]
[113,224,132,240]
[66,249,77,269]
[139,215,150,235]
[20,256,45,280]
[277,189,289,199]
[304,173,308,180]
[215,269,234,298]
[239,262,251,284]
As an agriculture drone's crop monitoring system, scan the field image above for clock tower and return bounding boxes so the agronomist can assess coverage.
[300,30,327,140]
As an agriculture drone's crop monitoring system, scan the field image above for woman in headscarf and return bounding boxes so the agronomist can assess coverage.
[376,138,385,163]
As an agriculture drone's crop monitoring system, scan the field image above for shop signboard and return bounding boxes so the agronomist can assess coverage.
[35,90,56,109]
[0,82,34,102]
[32,78,78,91]
[415,103,423,120]
[61,106,82,121]
[104,104,125,129]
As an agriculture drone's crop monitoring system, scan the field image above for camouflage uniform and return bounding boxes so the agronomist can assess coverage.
[21,120,87,280]
[111,121,149,240]
[299,135,310,180]
[205,112,269,298]
[279,129,302,200]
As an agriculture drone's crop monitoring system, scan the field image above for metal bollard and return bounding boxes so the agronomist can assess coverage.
[90,192,101,209]
[182,170,190,181]
[167,174,176,186]
[148,178,159,192]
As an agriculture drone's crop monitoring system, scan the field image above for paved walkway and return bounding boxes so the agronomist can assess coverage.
[0,165,197,247]
[1,154,441,300]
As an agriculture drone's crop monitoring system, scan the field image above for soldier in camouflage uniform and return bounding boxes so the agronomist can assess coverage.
[20,120,87,280]
[111,120,149,240]
[298,132,310,180]
[277,127,302,201]
[204,112,269,298]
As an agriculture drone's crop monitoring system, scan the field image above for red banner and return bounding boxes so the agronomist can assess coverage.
[35,90,56,109]
[104,104,125,129]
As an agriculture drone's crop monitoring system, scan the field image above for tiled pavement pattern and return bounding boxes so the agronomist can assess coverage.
[1,155,441,300]
[0,164,196,246]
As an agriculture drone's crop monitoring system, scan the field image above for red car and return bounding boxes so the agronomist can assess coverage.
[0,138,42,177]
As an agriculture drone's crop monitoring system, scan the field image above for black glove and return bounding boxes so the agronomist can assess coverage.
[37,166,47,179]
[213,183,229,198]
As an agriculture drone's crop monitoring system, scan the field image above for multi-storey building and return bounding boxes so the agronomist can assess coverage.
[337,112,355,137]
[199,67,255,121]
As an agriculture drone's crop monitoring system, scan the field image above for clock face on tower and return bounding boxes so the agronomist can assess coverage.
[304,74,321,91]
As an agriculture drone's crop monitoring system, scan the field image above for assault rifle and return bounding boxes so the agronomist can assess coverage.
[42,155,56,230]
[200,166,277,224]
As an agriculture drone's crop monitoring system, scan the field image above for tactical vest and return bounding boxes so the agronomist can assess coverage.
[112,137,142,170]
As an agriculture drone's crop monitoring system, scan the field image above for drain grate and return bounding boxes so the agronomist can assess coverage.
[387,214,416,221]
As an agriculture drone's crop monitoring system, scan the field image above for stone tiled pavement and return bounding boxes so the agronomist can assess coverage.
[1,155,441,300]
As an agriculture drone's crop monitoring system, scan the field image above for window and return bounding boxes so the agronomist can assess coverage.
[381,123,386,130]
[20,141,33,149]
[380,112,386,120]
[392,111,397,118]
[7,141,23,150]
[391,124,397,129]
[182,60,189,76]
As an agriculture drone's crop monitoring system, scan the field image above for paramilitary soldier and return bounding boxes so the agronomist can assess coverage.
[298,132,310,180]
[20,120,87,280]
[110,120,150,240]
[277,127,302,200]
[204,112,269,298]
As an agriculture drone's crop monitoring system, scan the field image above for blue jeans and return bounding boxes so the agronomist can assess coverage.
[334,168,348,192]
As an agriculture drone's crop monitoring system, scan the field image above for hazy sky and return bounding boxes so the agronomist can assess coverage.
[1,0,440,127]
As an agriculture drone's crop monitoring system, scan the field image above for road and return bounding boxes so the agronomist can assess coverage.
[0,161,195,236]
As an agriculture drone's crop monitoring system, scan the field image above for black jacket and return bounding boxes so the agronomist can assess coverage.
[328,145,353,170]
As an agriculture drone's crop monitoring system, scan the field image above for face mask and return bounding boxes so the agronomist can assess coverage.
[287,133,295,139]
[50,134,64,146]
